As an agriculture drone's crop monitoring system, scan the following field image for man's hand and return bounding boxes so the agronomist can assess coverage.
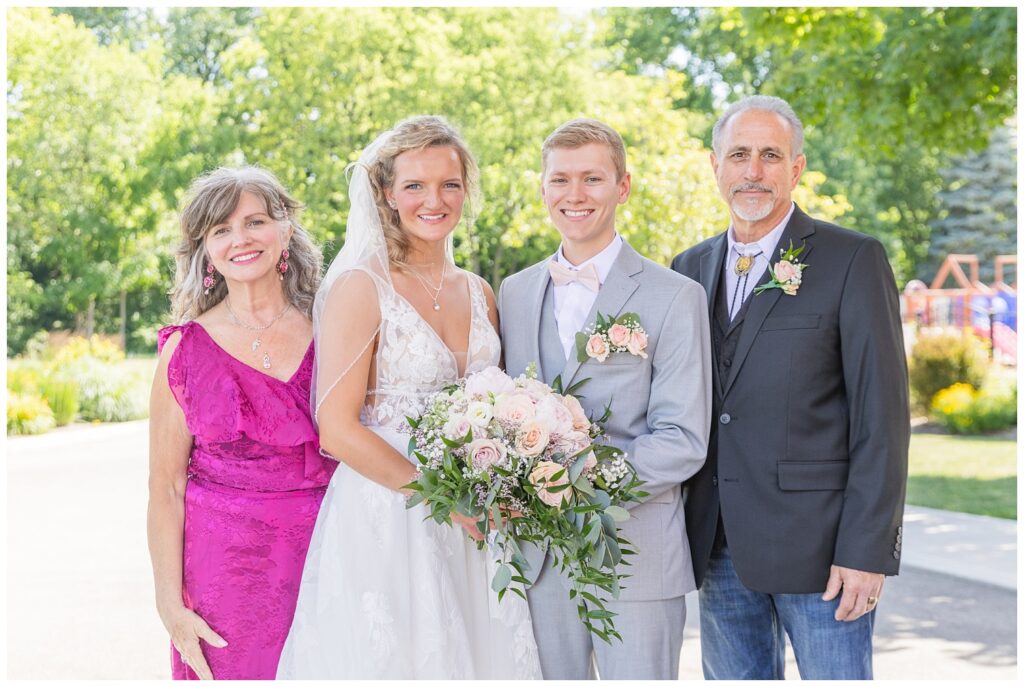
[822,564,885,622]
[451,512,485,542]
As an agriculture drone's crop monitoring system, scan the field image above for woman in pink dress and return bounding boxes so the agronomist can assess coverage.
[147,167,335,680]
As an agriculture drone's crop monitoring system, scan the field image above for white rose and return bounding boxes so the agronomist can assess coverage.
[465,401,494,428]
[464,366,516,398]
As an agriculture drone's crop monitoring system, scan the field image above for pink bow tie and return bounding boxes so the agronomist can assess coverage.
[548,260,601,292]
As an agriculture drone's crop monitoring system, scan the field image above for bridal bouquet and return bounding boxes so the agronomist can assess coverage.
[404,364,646,642]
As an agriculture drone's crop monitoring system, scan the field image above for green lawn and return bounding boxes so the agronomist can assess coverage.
[907,433,1017,519]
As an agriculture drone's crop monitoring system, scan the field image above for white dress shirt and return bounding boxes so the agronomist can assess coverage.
[551,234,623,359]
[725,203,795,319]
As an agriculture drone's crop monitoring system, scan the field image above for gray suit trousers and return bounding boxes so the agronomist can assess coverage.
[526,555,686,680]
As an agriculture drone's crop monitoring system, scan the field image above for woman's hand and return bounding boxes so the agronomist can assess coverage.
[160,605,228,680]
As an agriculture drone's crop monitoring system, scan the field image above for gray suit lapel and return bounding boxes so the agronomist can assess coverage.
[723,207,816,396]
[525,262,551,381]
[560,242,643,387]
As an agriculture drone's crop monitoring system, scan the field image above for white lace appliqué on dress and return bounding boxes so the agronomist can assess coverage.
[277,269,540,680]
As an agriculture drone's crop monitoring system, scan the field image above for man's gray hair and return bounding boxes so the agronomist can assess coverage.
[711,95,804,158]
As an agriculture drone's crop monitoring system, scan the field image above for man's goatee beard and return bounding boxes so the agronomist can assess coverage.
[731,199,774,222]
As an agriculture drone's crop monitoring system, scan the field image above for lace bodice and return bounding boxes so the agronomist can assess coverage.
[361,269,500,430]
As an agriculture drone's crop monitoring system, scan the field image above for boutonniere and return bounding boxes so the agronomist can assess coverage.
[754,240,809,296]
[575,312,649,363]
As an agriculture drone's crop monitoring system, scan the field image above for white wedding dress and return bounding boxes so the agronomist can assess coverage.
[277,267,541,679]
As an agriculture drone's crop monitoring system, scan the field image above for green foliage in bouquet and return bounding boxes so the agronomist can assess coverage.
[404,367,647,643]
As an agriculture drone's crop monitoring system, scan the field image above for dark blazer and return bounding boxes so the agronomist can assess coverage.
[671,204,909,594]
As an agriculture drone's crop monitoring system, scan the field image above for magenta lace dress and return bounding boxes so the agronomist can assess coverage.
[158,322,336,680]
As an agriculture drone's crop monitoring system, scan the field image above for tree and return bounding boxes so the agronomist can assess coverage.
[7,8,222,353]
[926,122,1017,284]
[597,7,1018,282]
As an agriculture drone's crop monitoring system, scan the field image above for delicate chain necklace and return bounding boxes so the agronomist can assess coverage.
[224,297,291,369]
[407,261,448,311]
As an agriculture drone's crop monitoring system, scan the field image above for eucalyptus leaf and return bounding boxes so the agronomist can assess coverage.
[605,505,629,523]
[491,564,512,593]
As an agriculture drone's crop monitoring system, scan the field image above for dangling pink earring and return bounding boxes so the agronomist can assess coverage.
[203,262,217,295]
[278,248,290,280]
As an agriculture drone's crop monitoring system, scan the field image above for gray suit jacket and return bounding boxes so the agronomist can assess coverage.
[671,205,910,594]
[499,240,712,601]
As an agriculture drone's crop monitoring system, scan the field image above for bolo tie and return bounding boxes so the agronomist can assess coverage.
[730,248,763,320]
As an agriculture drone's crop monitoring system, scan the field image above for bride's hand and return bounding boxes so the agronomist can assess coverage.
[451,512,485,542]
[159,604,228,680]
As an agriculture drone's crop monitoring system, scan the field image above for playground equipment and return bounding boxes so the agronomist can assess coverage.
[902,254,1017,364]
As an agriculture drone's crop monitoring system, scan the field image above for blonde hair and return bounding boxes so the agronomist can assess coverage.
[542,118,627,181]
[362,115,480,266]
[170,166,322,322]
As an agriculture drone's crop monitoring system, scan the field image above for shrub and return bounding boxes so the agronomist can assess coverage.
[49,335,125,365]
[40,377,80,426]
[7,359,45,395]
[64,360,148,422]
[909,330,987,411]
[932,382,1017,434]
[7,392,57,435]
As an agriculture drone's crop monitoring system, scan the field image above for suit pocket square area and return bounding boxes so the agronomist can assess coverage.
[761,314,821,331]
[777,460,849,491]
[596,352,646,366]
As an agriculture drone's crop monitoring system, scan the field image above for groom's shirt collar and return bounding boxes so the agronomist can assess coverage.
[554,232,623,285]
[550,233,623,360]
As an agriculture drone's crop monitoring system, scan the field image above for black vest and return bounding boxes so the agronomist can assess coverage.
[711,262,754,400]
[709,259,756,551]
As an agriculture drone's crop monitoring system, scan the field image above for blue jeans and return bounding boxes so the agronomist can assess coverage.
[699,547,874,680]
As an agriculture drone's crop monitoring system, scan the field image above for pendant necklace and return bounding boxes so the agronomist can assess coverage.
[224,297,291,369]
[408,261,448,311]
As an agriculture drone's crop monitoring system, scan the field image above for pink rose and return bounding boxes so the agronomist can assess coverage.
[585,334,609,362]
[608,323,631,348]
[583,451,598,470]
[468,438,507,471]
[782,282,799,296]
[555,430,591,458]
[515,419,550,457]
[627,330,648,358]
[529,460,572,508]
[494,393,536,426]
[536,395,574,435]
[519,377,552,401]
[774,260,800,284]
[561,394,591,432]
[443,415,473,441]
[464,366,515,398]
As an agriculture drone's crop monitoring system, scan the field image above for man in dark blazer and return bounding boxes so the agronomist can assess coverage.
[671,95,909,680]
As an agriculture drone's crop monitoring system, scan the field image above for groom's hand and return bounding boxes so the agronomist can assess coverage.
[822,564,885,622]
[451,512,485,542]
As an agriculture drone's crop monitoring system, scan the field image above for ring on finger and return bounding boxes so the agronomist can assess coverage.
[866,596,878,608]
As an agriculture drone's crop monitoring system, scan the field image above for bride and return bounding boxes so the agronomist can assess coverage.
[277,116,541,679]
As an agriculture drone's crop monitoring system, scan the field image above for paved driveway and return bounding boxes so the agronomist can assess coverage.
[6,422,1017,679]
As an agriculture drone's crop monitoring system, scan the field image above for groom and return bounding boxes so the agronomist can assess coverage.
[499,119,712,679]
